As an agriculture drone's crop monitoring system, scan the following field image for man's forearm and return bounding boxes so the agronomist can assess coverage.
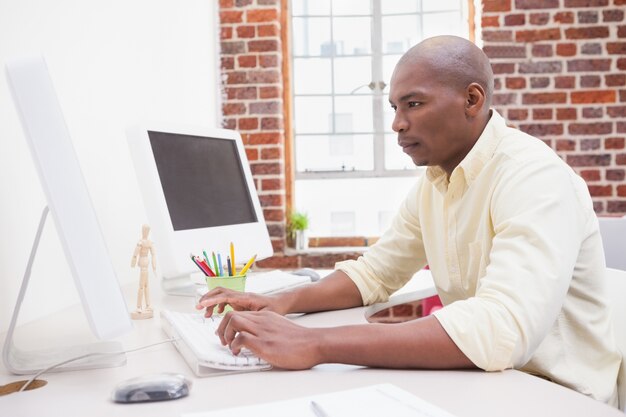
[315,315,476,369]
[276,270,364,314]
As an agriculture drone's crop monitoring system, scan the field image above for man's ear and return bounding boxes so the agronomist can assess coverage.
[465,83,486,117]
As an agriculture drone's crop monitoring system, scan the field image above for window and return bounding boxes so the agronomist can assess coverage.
[330,211,356,235]
[290,0,472,238]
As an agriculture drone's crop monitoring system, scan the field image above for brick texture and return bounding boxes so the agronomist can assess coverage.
[218,0,288,255]
[483,0,626,214]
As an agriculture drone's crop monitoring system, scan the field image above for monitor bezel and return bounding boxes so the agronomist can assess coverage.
[126,123,273,280]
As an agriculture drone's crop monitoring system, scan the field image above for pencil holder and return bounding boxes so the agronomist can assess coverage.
[205,275,247,315]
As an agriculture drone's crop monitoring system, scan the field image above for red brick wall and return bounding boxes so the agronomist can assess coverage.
[482,0,626,214]
[219,0,287,254]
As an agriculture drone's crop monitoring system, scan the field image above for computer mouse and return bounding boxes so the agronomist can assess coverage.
[292,268,321,282]
[111,373,191,403]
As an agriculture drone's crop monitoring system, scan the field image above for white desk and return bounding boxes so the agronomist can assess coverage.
[1,277,621,417]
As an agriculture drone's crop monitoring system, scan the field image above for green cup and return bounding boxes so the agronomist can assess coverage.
[205,275,247,315]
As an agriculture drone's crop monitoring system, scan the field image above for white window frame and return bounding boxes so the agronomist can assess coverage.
[289,0,470,181]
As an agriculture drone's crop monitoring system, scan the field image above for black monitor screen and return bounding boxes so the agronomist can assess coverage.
[148,131,258,231]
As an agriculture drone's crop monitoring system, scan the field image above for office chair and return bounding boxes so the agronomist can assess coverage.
[598,216,626,271]
[606,267,626,412]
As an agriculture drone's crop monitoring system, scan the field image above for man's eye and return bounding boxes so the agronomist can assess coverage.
[390,105,397,112]
[408,101,420,108]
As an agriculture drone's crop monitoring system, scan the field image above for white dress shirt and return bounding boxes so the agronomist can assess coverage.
[336,110,621,406]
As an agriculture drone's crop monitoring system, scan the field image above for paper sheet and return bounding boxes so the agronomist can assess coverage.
[183,383,457,417]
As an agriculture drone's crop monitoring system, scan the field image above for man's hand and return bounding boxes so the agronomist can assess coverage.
[214,310,475,371]
[196,272,474,371]
[195,287,285,317]
[217,310,322,370]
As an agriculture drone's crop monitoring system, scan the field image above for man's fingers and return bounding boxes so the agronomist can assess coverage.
[196,289,261,313]
[214,311,264,346]
[216,311,233,345]
[222,313,260,346]
[229,331,262,356]
[196,287,227,304]
[196,288,244,317]
[196,289,228,312]
[211,311,318,370]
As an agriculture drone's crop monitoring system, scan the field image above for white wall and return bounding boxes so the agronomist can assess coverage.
[0,0,219,333]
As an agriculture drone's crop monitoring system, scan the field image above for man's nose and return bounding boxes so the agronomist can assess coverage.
[391,111,408,133]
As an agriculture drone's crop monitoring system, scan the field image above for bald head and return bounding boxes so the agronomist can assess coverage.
[389,36,494,175]
[397,35,494,107]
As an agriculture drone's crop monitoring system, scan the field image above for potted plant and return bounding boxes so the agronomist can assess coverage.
[287,210,309,251]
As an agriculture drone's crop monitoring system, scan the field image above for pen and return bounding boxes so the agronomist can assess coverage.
[198,258,216,277]
[196,256,215,277]
[212,251,220,277]
[190,254,208,276]
[191,254,214,276]
[202,250,217,276]
[230,242,236,275]
[227,255,233,276]
[217,253,224,276]
[238,254,256,276]
[310,400,329,417]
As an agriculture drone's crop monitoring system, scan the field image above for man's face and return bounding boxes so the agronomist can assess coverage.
[388,60,473,175]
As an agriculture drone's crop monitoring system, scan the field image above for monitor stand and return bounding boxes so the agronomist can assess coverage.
[2,206,126,375]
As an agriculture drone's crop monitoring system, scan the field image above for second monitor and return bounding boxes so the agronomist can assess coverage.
[127,124,273,294]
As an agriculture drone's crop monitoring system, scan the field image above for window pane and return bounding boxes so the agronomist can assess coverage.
[294,58,332,94]
[295,177,419,236]
[334,96,374,132]
[378,211,394,235]
[333,56,372,95]
[291,0,331,16]
[384,133,418,170]
[290,0,469,238]
[382,93,396,132]
[423,0,461,12]
[294,97,333,134]
[295,134,374,172]
[382,54,403,89]
[382,0,421,15]
[332,17,371,56]
[292,17,331,56]
[423,11,464,38]
[331,0,370,16]
[382,15,421,54]
[330,212,356,235]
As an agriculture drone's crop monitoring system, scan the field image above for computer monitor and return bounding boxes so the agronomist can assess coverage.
[4,55,133,374]
[126,124,273,295]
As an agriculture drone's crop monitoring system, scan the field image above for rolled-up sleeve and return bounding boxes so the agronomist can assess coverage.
[433,157,590,371]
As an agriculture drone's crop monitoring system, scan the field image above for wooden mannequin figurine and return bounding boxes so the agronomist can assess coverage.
[130,224,157,319]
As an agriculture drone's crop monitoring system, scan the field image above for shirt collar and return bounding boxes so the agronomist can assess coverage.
[426,109,506,193]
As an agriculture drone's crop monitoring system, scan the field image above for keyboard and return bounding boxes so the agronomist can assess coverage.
[161,310,271,377]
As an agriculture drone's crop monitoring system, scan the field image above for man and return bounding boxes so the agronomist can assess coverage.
[198,35,621,406]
